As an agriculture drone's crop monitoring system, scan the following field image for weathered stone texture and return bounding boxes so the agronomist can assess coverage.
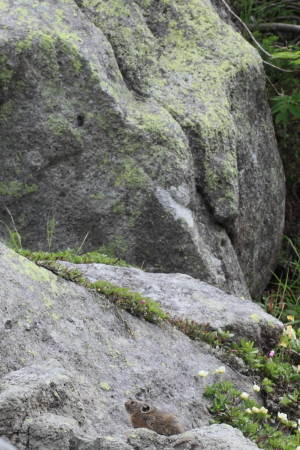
[0,243,262,449]
[60,261,283,349]
[0,0,285,298]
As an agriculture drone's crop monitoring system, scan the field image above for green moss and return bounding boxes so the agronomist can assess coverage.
[25,183,38,194]
[15,30,41,53]
[41,293,53,309]
[39,34,59,77]
[19,248,134,268]
[0,61,13,87]
[13,7,39,28]
[90,193,105,200]
[0,0,9,11]
[47,113,84,142]
[115,157,150,188]
[0,99,14,122]
[80,0,261,221]
[0,181,22,198]
[98,156,109,170]
[57,33,82,74]
[128,209,141,227]
[0,181,38,198]
[98,243,117,258]
[250,314,261,323]
[5,251,52,283]
[113,203,125,214]
[205,168,219,192]
[100,382,111,390]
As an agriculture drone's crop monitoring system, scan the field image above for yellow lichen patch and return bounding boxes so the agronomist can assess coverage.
[5,252,52,283]
[41,292,53,309]
[250,314,261,323]
[0,0,9,11]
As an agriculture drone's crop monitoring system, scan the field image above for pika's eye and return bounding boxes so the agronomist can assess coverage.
[140,404,150,413]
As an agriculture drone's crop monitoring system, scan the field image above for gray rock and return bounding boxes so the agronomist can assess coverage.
[0,439,16,450]
[0,243,261,449]
[60,262,283,349]
[72,426,263,449]
[0,359,89,444]
[0,0,284,299]
[124,426,261,450]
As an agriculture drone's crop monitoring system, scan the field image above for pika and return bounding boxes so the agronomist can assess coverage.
[125,399,184,436]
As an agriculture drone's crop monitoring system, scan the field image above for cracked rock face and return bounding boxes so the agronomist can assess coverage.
[0,243,264,450]
[0,0,284,298]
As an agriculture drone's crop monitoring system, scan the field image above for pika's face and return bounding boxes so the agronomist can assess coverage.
[125,399,151,414]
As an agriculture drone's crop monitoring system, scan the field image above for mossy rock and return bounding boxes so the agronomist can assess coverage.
[0,0,284,299]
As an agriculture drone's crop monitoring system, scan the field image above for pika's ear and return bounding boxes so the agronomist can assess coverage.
[140,404,151,413]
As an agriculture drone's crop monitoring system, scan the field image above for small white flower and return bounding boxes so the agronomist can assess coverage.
[296,447,300,450]
[240,392,249,399]
[278,412,288,422]
[215,366,226,374]
[253,384,260,392]
[198,370,209,377]
[260,407,268,414]
[298,419,300,426]
[245,408,252,414]
[252,407,260,413]
[284,325,297,340]
[291,422,297,428]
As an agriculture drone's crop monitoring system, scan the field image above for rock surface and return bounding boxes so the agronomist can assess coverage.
[123,426,261,450]
[61,261,283,349]
[0,439,16,450]
[0,0,285,299]
[0,243,263,449]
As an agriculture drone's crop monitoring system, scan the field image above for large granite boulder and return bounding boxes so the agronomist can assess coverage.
[0,0,285,299]
[0,243,266,449]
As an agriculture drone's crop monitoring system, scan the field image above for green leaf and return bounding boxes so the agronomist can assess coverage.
[275,112,284,124]
[271,105,286,114]
[288,104,300,119]
[282,111,288,129]
[272,51,300,61]
[271,95,290,102]
[291,93,300,101]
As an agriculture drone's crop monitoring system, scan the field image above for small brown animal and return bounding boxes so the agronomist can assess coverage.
[125,398,184,436]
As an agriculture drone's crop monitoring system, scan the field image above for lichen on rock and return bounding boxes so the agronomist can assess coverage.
[0,0,285,298]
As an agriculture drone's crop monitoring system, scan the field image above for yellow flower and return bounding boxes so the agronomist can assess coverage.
[241,392,249,399]
[283,325,296,340]
[198,370,209,377]
[260,407,268,414]
[279,341,288,347]
[245,408,252,414]
[287,315,295,321]
[252,407,260,413]
[215,366,226,374]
